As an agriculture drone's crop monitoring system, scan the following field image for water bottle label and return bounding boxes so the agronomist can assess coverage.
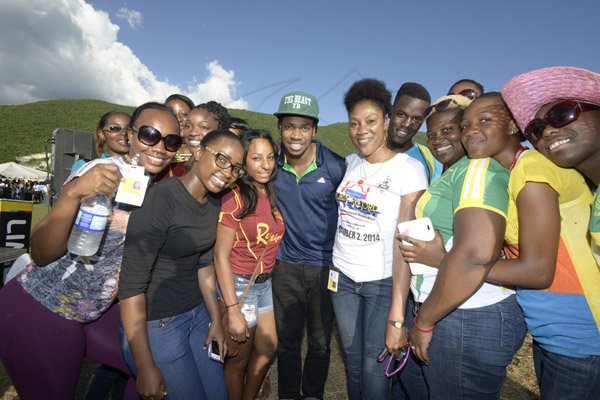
[74,209,109,232]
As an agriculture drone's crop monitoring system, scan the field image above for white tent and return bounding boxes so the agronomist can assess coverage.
[0,162,47,180]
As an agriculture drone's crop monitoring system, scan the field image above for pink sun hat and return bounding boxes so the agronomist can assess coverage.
[502,66,600,132]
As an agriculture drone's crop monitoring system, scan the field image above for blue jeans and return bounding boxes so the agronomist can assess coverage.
[533,340,600,400]
[400,295,526,400]
[331,271,392,400]
[119,302,227,400]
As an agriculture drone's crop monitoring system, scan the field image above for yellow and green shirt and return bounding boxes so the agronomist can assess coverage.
[412,156,513,308]
[505,150,600,358]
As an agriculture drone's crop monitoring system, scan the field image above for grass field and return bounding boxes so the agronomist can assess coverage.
[0,334,540,400]
[0,333,540,399]
[0,205,541,399]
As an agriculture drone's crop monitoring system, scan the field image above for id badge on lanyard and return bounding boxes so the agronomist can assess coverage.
[115,165,149,206]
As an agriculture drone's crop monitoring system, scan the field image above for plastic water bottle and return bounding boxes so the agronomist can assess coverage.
[67,194,112,256]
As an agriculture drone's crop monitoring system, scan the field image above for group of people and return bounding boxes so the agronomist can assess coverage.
[0,178,48,203]
[0,65,598,400]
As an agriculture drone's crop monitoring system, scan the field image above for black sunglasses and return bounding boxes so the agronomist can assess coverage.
[524,101,600,142]
[131,125,182,152]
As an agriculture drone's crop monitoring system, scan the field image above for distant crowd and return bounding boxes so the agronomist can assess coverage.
[0,65,599,400]
[0,178,49,203]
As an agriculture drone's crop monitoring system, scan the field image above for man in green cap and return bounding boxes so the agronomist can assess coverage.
[272,91,346,400]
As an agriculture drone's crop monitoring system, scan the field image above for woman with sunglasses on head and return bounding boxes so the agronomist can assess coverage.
[447,78,484,101]
[496,67,600,399]
[0,102,181,400]
[71,110,131,174]
[214,129,284,400]
[396,94,527,400]
[119,129,244,400]
[331,79,427,400]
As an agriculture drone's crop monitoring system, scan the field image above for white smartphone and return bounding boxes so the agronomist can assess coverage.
[397,217,435,245]
[208,340,222,363]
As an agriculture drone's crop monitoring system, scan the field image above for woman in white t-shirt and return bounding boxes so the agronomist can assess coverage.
[331,78,427,400]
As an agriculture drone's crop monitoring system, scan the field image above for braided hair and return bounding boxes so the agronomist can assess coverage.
[197,101,232,130]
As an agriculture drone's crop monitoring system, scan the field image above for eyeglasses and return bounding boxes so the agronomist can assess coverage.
[524,100,600,142]
[102,124,127,134]
[423,98,463,120]
[131,125,182,152]
[452,88,480,100]
[377,345,411,378]
[204,146,246,178]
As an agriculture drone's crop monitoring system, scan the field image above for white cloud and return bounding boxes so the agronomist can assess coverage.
[116,6,142,30]
[187,61,248,109]
[0,0,247,110]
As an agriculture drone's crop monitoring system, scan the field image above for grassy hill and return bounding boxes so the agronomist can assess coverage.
[0,100,134,164]
[0,99,426,164]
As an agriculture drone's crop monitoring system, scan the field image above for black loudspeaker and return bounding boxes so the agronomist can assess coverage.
[50,128,96,194]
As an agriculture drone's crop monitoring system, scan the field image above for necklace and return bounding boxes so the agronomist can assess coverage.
[509,146,527,171]
[359,148,395,182]
[123,153,140,166]
[360,158,386,182]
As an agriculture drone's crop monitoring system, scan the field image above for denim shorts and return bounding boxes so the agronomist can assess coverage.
[233,274,273,329]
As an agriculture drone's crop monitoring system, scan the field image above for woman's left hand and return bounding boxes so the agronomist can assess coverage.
[408,325,433,365]
[205,319,227,362]
[385,323,408,357]
[398,230,446,267]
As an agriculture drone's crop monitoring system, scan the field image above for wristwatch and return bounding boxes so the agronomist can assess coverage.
[387,319,404,328]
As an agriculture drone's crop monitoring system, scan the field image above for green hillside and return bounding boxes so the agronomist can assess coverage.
[0,99,425,164]
[0,99,134,163]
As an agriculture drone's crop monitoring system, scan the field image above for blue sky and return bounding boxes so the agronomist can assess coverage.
[2,0,599,125]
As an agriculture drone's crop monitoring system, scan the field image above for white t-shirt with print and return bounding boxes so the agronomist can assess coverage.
[332,152,427,282]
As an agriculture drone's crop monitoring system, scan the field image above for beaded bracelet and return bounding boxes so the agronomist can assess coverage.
[413,315,435,333]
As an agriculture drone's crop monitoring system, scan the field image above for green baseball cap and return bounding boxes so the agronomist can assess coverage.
[274,91,319,122]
